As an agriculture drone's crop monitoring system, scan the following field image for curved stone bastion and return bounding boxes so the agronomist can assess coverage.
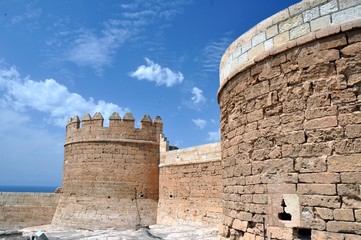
[52,112,163,230]
[218,0,361,239]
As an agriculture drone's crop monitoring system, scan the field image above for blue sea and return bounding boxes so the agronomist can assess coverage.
[0,185,58,193]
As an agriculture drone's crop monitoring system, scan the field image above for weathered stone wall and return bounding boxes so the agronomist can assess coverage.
[52,112,162,230]
[218,0,361,239]
[157,142,223,227]
[0,193,59,230]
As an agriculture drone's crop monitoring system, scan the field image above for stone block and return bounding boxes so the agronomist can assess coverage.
[355,209,361,222]
[244,81,269,101]
[327,221,361,234]
[299,172,340,183]
[341,42,361,57]
[335,139,361,154]
[246,109,263,123]
[252,32,266,47]
[298,184,337,195]
[348,73,361,86]
[339,0,361,9]
[301,195,341,208]
[328,154,361,172]
[268,184,296,194]
[232,219,248,231]
[338,112,361,125]
[290,23,311,39]
[307,93,331,108]
[314,207,334,220]
[266,24,278,39]
[341,172,361,183]
[347,28,361,44]
[305,106,338,120]
[252,158,294,175]
[318,33,348,50]
[343,196,361,209]
[311,15,331,31]
[346,124,361,138]
[242,41,252,53]
[304,116,337,130]
[333,209,355,221]
[264,38,274,51]
[332,5,361,24]
[248,43,265,60]
[267,226,294,239]
[275,131,306,145]
[320,0,338,15]
[312,230,345,240]
[337,184,360,196]
[303,7,320,22]
[279,14,303,33]
[299,143,332,157]
[274,31,290,46]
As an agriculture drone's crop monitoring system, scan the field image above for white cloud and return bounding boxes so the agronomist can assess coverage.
[130,58,184,87]
[192,118,207,129]
[67,27,128,74]
[0,66,128,127]
[207,130,220,142]
[191,87,206,104]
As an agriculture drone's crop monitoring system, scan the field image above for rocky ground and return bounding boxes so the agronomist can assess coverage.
[15,225,219,240]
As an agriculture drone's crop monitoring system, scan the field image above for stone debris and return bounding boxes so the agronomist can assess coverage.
[21,225,218,240]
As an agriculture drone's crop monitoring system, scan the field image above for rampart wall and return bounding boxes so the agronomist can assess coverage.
[157,142,222,227]
[52,112,162,230]
[218,0,361,239]
[0,193,59,230]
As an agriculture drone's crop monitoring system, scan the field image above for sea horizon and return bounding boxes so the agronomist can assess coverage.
[0,185,58,193]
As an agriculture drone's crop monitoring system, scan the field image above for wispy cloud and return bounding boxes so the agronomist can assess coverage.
[207,130,220,142]
[66,27,128,74]
[192,118,207,129]
[130,58,184,87]
[64,0,190,73]
[0,66,128,126]
[191,87,206,104]
[9,2,42,29]
[201,32,234,74]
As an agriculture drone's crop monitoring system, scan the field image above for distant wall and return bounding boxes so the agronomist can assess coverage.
[157,142,222,227]
[0,193,59,230]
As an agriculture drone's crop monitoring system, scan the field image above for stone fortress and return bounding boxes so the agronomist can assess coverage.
[1,0,361,239]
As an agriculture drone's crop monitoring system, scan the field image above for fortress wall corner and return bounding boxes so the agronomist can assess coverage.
[157,142,223,227]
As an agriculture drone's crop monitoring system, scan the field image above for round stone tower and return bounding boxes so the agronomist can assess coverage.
[218,0,361,239]
[52,112,163,230]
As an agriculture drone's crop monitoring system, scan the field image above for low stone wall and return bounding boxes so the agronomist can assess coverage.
[157,143,222,227]
[0,193,59,230]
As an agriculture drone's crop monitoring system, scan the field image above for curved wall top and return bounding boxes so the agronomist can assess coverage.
[219,0,361,92]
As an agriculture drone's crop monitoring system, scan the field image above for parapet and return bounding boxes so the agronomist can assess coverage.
[219,0,361,91]
[65,112,163,144]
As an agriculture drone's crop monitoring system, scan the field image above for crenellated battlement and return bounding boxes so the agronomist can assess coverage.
[65,112,163,145]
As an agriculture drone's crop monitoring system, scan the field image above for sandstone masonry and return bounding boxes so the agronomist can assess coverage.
[218,0,361,239]
[52,112,162,230]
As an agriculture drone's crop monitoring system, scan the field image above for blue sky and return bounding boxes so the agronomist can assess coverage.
[0,0,300,187]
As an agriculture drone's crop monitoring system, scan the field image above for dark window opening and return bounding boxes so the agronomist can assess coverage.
[294,228,311,240]
[278,199,292,221]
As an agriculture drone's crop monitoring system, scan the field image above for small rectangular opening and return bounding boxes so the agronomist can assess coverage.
[294,228,311,240]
